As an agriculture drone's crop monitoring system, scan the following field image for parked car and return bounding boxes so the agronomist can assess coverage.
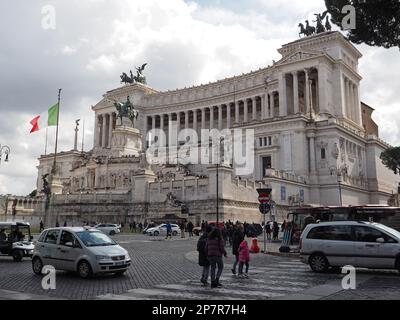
[300,221,400,273]
[0,221,34,262]
[94,223,121,236]
[145,224,180,236]
[32,227,131,278]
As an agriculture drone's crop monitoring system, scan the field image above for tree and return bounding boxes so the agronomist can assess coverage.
[380,147,400,174]
[325,0,400,48]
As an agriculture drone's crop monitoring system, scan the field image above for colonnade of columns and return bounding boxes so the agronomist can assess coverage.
[144,93,285,136]
[343,76,360,124]
[95,112,117,148]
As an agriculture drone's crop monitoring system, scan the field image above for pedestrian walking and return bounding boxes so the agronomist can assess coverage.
[238,240,250,278]
[197,226,211,286]
[180,222,186,238]
[273,221,279,241]
[39,220,44,232]
[56,221,60,228]
[265,222,271,240]
[132,221,136,233]
[231,224,245,275]
[64,221,67,227]
[165,221,172,239]
[138,222,143,233]
[205,228,227,288]
[187,221,194,237]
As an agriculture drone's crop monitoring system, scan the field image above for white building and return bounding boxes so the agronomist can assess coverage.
[34,31,399,225]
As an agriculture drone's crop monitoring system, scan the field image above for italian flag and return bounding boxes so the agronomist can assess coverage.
[30,103,59,133]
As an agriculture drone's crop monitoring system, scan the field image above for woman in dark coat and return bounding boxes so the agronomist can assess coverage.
[197,227,211,285]
[206,228,227,288]
[231,224,245,275]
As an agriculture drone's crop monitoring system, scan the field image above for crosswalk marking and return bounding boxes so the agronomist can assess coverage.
[96,259,334,300]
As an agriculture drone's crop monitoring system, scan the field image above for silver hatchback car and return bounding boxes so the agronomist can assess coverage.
[32,227,131,278]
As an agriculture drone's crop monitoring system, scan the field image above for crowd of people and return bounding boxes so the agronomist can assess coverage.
[196,222,262,288]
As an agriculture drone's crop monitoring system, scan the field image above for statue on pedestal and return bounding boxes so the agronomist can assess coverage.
[113,96,139,127]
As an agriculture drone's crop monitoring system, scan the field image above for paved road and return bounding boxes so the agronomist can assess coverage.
[0,233,399,300]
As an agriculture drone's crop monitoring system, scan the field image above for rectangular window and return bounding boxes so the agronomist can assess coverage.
[262,156,272,177]
[259,138,263,147]
[268,136,272,145]
[321,148,326,160]
[263,137,267,146]
[281,186,286,201]
[299,189,304,202]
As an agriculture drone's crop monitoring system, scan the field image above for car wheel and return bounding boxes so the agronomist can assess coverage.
[153,231,159,236]
[12,250,23,262]
[309,254,329,273]
[32,257,44,275]
[109,230,116,236]
[172,231,178,236]
[77,260,93,279]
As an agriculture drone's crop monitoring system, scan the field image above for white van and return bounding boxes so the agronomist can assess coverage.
[300,221,400,273]
[32,227,131,278]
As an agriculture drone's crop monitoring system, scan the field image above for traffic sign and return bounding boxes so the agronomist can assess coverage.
[258,194,270,204]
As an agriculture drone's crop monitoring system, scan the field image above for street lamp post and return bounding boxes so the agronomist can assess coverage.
[337,172,343,206]
[0,145,10,164]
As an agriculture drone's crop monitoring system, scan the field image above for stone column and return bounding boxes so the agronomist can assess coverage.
[252,97,257,120]
[270,92,275,118]
[209,106,214,129]
[218,105,223,130]
[244,99,248,123]
[152,115,156,131]
[308,133,316,174]
[167,113,172,146]
[160,114,164,130]
[235,101,240,123]
[279,73,287,116]
[201,108,206,129]
[143,116,148,147]
[226,104,231,128]
[305,70,310,115]
[108,113,113,148]
[345,78,351,120]
[293,71,299,114]
[184,110,189,129]
[101,114,107,148]
[94,115,99,148]
[354,84,362,125]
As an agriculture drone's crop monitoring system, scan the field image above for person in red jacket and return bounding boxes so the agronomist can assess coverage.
[238,240,250,278]
[250,238,260,254]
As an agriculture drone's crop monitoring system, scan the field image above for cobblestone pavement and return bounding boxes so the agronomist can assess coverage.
[0,233,399,300]
[323,271,400,300]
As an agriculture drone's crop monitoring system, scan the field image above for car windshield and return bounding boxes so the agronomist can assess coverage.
[374,224,400,239]
[75,230,117,247]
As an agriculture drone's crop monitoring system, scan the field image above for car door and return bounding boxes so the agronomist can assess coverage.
[54,231,80,271]
[353,226,390,268]
[40,229,61,268]
[159,224,167,236]
[322,225,355,267]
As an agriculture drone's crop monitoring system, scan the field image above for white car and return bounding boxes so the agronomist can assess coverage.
[300,221,400,273]
[145,224,180,236]
[32,227,131,278]
[94,223,121,236]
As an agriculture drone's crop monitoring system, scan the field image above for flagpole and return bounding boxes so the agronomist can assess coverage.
[81,120,85,153]
[52,88,62,174]
[45,127,48,155]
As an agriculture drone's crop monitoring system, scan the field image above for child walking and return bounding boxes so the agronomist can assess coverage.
[238,240,250,278]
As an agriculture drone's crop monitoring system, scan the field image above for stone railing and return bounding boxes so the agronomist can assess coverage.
[264,169,307,184]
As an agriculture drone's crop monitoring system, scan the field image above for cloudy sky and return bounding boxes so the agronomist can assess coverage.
[0,0,399,196]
